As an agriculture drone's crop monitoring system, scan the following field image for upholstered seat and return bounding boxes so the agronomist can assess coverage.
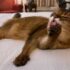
[0,4,23,13]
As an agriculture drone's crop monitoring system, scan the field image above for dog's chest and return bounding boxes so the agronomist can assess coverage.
[58,21,70,44]
[39,36,48,48]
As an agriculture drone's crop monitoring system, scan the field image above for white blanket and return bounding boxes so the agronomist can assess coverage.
[0,12,70,70]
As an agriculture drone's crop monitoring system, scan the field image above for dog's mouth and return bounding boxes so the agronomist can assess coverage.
[57,0,70,11]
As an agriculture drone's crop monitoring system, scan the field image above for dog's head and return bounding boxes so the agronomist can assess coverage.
[57,0,70,11]
[52,0,70,20]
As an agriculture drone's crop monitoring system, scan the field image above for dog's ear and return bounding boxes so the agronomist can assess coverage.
[13,13,21,18]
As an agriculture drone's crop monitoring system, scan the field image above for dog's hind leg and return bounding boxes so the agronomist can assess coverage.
[6,23,21,39]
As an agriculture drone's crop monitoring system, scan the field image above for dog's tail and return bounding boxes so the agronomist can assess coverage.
[13,13,21,18]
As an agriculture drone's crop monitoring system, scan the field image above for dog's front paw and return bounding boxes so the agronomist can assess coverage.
[47,17,61,36]
[13,54,30,67]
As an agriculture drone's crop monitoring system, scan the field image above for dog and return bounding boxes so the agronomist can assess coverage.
[0,0,70,67]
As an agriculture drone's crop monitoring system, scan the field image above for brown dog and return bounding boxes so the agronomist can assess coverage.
[0,0,70,67]
[13,0,70,66]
